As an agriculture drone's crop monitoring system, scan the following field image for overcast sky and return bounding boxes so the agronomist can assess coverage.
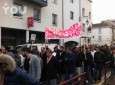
[92,0,115,23]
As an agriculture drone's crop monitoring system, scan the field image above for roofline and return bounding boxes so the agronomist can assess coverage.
[93,23,110,28]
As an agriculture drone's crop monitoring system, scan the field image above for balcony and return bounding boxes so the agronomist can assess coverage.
[28,0,48,7]
[88,0,92,3]
[13,0,48,7]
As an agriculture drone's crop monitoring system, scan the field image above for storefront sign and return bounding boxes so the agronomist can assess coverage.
[45,23,82,39]
[31,34,36,41]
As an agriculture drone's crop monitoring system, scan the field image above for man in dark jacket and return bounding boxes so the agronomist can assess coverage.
[54,46,68,80]
[46,49,58,85]
[94,47,105,81]
[64,47,76,80]
[84,47,95,84]
[72,46,84,75]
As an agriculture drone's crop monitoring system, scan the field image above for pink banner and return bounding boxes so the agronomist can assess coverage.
[45,23,82,39]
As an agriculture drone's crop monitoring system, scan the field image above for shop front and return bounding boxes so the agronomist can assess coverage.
[1,27,26,47]
[29,31,45,43]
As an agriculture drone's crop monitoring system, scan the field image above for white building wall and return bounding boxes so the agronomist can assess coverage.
[0,0,91,46]
[0,0,29,30]
[0,0,79,31]
[0,0,63,31]
[42,0,63,30]
[63,0,80,42]
[92,27,112,45]
[81,0,91,16]
[63,0,79,28]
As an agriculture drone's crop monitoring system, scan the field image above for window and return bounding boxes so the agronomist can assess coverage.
[70,0,74,3]
[82,8,85,17]
[13,3,24,17]
[33,8,41,22]
[43,0,47,2]
[52,0,57,4]
[98,28,101,34]
[70,11,74,20]
[82,23,85,32]
[89,12,91,19]
[88,0,92,3]
[98,36,102,41]
[52,14,57,26]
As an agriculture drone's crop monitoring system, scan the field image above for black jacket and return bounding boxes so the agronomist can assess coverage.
[75,52,84,67]
[94,51,105,65]
[46,56,58,79]
[85,52,94,65]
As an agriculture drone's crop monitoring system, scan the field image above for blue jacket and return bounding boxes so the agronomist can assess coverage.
[66,52,76,74]
[29,54,42,82]
[5,68,38,85]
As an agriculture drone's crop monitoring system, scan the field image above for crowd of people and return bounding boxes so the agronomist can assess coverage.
[0,44,115,85]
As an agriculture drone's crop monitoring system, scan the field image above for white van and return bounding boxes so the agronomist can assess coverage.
[16,43,58,52]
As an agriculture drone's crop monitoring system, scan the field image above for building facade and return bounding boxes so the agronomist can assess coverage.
[79,0,92,45]
[92,24,112,45]
[64,0,92,44]
[91,21,115,46]
[0,0,48,47]
[0,0,92,47]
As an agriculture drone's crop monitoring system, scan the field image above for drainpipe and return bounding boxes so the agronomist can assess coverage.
[79,0,82,21]
[112,27,114,43]
[60,0,64,45]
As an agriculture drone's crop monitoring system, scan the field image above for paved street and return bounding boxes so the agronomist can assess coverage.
[105,75,115,85]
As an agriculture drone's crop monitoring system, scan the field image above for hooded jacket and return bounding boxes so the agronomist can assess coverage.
[0,54,38,85]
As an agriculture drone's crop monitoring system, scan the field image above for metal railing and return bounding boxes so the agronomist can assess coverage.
[58,60,112,85]
[59,72,86,85]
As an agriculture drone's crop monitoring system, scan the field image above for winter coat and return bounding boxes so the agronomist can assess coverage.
[94,51,105,65]
[0,54,38,85]
[46,56,58,79]
[40,53,47,81]
[29,54,42,82]
[74,52,84,67]
[5,68,38,85]
[66,52,76,74]
[85,52,94,66]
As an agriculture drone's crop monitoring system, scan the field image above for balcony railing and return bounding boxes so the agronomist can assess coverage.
[13,0,48,7]
[28,0,48,7]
